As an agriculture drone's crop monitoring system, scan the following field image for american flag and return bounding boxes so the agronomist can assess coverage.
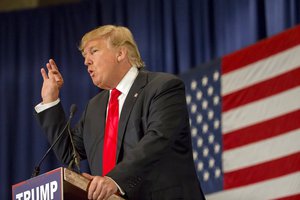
[181,25,300,199]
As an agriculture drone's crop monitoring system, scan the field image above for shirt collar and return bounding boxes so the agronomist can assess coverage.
[115,66,139,96]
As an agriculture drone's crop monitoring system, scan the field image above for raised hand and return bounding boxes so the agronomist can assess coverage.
[40,59,64,103]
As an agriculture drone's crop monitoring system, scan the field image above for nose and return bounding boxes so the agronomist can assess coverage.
[84,55,92,66]
[84,56,94,75]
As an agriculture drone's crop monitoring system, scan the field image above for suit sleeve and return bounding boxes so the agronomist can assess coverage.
[35,102,87,164]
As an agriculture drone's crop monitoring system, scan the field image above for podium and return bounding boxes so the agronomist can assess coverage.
[12,168,124,200]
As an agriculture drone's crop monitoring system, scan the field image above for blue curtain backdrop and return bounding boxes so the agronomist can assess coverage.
[1,0,299,199]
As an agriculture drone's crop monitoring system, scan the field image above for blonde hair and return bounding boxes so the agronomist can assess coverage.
[79,25,145,68]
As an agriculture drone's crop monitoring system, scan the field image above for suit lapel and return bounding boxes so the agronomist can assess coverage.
[116,70,148,161]
[100,90,109,136]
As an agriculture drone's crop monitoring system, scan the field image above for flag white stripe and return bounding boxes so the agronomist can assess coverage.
[223,128,300,172]
[222,45,300,96]
[222,86,300,134]
[206,172,300,200]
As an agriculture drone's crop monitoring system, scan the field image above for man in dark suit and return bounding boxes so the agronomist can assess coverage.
[35,25,205,200]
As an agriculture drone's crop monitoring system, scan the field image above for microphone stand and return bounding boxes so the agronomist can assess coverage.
[67,105,81,173]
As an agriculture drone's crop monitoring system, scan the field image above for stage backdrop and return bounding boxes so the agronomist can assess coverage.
[0,0,300,199]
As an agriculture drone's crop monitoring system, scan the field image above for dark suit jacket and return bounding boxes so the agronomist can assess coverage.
[36,70,206,200]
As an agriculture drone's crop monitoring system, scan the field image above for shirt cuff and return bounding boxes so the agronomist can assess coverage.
[105,176,125,196]
[34,99,60,113]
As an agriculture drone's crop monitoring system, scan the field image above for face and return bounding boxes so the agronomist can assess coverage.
[82,38,126,90]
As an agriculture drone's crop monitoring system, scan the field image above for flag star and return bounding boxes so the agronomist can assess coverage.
[213,71,219,81]
[213,95,220,105]
[215,168,221,178]
[208,110,214,120]
[193,150,198,160]
[191,103,197,114]
[202,100,208,110]
[203,147,209,157]
[196,90,203,100]
[196,114,203,124]
[214,119,220,129]
[202,76,208,86]
[197,161,204,171]
[208,134,214,143]
[202,123,209,133]
[209,158,215,168]
[197,137,203,147]
[191,80,197,90]
[203,171,210,181]
[214,143,220,154]
[191,127,198,137]
[186,95,192,105]
[207,86,214,96]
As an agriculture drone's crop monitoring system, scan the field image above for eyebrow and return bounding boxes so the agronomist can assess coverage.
[82,46,95,57]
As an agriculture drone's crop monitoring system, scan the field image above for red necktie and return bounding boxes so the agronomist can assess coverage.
[102,88,121,176]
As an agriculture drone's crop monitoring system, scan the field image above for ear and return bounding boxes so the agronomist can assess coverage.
[116,47,127,62]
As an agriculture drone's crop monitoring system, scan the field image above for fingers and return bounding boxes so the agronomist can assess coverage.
[40,68,48,80]
[89,177,108,200]
[89,179,98,199]
[93,183,105,200]
[42,59,64,89]
[82,173,96,199]
[86,176,118,200]
[49,59,58,70]
[82,173,94,180]
[45,60,56,80]
[46,59,60,74]
[46,59,58,70]
[39,59,62,103]
[41,66,58,81]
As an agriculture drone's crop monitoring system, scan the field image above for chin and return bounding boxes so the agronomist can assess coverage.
[92,80,101,88]
[95,82,106,89]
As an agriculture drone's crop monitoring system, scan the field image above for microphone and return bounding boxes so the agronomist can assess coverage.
[69,104,77,118]
[67,104,81,173]
[31,104,78,178]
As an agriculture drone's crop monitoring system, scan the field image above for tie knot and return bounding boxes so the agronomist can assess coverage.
[111,88,121,100]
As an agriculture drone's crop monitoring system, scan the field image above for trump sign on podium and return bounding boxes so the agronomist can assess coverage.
[12,168,62,200]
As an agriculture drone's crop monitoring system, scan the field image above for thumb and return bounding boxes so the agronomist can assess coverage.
[82,173,94,180]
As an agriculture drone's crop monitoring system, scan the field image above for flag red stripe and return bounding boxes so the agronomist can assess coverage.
[222,25,300,74]
[273,193,300,200]
[224,152,300,189]
[223,109,300,150]
[222,67,300,112]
